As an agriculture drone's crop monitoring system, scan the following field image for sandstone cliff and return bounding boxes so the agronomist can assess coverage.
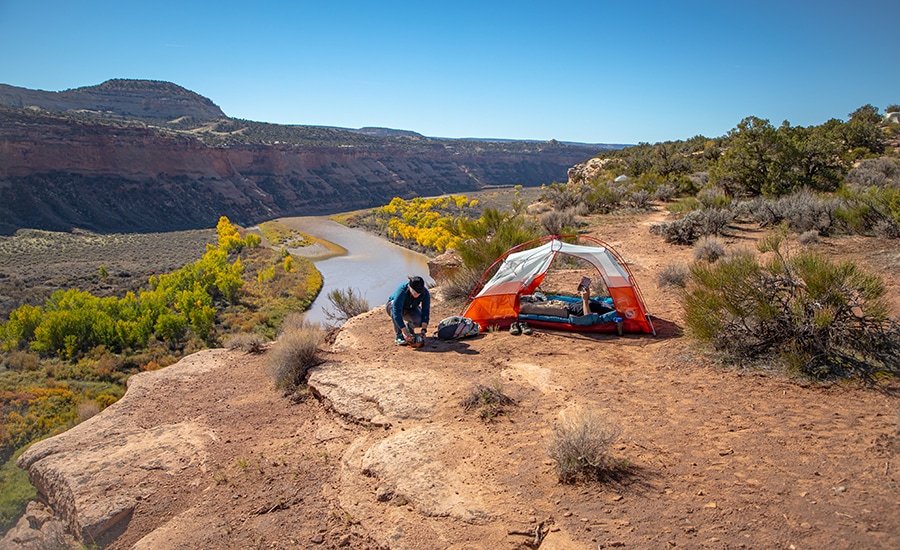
[0,80,609,234]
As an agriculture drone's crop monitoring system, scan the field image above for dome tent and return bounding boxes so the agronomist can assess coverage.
[461,236,655,335]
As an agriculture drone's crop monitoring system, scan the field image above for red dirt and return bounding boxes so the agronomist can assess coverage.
[57,209,900,549]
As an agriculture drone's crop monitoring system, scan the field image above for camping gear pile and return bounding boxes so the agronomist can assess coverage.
[436,316,481,340]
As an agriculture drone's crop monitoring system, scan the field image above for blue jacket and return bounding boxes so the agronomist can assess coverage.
[389,281,431,327]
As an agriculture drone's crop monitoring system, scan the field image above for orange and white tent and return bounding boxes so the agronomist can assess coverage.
[461,236,655,334]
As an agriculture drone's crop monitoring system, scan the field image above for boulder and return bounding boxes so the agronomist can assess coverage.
[427,248,463,283]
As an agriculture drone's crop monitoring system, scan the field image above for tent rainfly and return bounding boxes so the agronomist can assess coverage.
[461,236,655,335]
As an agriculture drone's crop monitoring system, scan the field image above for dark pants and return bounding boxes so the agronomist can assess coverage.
[385,299,423,334]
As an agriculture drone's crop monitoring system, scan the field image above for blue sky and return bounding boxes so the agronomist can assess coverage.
[1,1,897,144]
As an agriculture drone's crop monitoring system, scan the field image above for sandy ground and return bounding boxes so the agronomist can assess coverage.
[25,209,899,550]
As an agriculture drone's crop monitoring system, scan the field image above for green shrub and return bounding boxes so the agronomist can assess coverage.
[666,196,703,216]
[656,263,690,289]
[697,187,732,209]
[455,208,542,275]
[547,406,620,483]
[585,183,628,213]
[682,235,900,382]
[0,448,37,535]
[267,321,324,392]
[225,333,268,353]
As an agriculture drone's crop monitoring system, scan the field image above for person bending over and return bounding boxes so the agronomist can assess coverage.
[385,275,431,345]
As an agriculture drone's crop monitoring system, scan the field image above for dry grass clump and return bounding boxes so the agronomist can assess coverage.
[739,190,840,235]
[548,406,620,483]
[267,319,324,393]
[540,209,577,236]
[225,333,268,353]
[650,208,733,245]
[1,351,41,371]
[461,380,516,421]
[693,236,725,262]
[652,183,676,202]
[798,230,820,245]
[873,219,900,239]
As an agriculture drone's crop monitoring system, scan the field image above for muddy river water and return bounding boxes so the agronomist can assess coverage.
[274,217,432,325]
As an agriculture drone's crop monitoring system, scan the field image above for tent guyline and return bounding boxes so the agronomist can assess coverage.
[461,235,656,335]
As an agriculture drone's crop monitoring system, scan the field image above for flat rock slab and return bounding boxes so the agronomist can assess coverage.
[308,361,448,425]
[360,424,498,524]
[17,350,223,543]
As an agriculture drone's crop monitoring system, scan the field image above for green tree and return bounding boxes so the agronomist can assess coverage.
[840,104,886,155]
[154,313,188,344]
[709,116,787,197]
[779,120,845,193]
[1,305,43,351]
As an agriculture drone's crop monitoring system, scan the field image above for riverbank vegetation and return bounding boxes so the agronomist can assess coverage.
[345,195,481,253]
[0,217,323,531]
[257,220,314,248]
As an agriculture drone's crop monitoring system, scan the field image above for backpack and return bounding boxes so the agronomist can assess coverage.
[436,316,481,340]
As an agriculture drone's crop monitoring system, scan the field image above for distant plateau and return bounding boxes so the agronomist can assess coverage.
[0,79,622,235]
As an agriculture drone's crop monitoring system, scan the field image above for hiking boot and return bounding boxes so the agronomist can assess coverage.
[519,321,533,335]
[509,322,522,336]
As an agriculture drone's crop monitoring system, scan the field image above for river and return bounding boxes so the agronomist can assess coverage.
[273,217,433,325]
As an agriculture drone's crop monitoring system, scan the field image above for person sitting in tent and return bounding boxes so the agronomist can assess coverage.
[566,278,615,317]
[385,275,431,345]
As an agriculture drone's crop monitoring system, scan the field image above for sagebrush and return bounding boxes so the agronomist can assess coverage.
[548,406,620,483]
[323,287,370,324]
